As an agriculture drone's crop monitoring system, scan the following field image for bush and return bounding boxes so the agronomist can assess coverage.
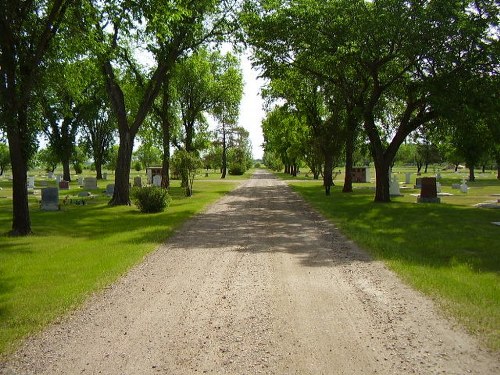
[133,161,142,171]
[132,186,171,213]
[228,165,245,175]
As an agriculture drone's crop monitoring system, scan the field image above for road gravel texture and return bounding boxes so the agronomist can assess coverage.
[1,170,498,374]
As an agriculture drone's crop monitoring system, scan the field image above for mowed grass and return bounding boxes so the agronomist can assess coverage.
[0,173,242,356]
[283,170,500,350]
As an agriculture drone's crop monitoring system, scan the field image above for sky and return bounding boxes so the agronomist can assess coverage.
[237,52,266,160]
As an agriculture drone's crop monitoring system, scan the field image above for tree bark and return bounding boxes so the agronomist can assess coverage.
[221,125,227,179]
[342,125,355,193]
[468,166,475,182]
[7,127,31,235]
[62,157,71,182]
[109,132,134,205]
[323,153,334,196]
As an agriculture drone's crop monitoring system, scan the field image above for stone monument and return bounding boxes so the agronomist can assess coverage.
[417,177,440,203]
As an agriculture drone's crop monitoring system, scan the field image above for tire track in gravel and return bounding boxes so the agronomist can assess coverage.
[1,170,498,374]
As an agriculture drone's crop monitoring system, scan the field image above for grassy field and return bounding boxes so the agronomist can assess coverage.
[279,167,500,351]
[0,169,245,356]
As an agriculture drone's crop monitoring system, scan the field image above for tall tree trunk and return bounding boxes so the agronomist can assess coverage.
[221,125,227,179]
[468,166,475,182]
[323,153,334,196]
[8,128,31,235]
[95,160,103,180]
[62,157,71,181]
[161,123,171,189]
[109,132,134,205]
[343,126,355,193]
[373,154,391,202]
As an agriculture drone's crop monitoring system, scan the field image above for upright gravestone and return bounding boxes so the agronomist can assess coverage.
[152,174,162,187]
[84,177,98,190]
[55,175,62,184]
[417,177,440,203]
[78,176,84,187]
[414,177,422,189]
[460,179,468,193]
[41,187,60,211]
[47,171,54,179]
[59,180,69,190]
[133,176,142,187]
[105,184,115,196]
[389,174,402,196]
[102,173,108,180]
[27,176,35,189]
[405,172,412,184]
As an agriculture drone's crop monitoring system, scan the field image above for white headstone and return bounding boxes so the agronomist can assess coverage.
[436,182,442,193]
[460,182,468,193]
[55,175,62,184]
[78,176,84,186]
[47,171,54,179]
[102,173,108,180]
[152,174,161,187]
[405,172,411,184]
[27,176,35,189]
[389,174,401,196]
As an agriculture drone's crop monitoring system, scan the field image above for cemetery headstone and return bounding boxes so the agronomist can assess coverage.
[83,177,98,190]
[78,176,84,186]
[460,180,468,193]
[59,180,69,190]
[417,177,440,203]
[436,182,442,194]
[41,187,60,211]
[27,176,35,189]
[389,174,402,196]
[55,175,62,184]
[133,176,142,187]
[152,174,162,187]
[102,173,108,180]
[414,177,422,189]
[405,172,411,184]
[105,184,115,196]
[47,171,54,179]
[452,183,461,189]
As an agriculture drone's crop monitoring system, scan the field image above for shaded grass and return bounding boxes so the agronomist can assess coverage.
[286,178,500,351]
[0,179,239,356]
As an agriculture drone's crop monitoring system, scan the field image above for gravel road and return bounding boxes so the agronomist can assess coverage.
[1,170,498,374]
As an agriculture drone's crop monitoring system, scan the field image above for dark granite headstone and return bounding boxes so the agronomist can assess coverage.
[418,177,440,203]
[59,180,69,190]
[41,187,60,211]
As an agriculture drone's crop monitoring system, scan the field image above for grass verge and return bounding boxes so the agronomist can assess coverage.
[285,174,499,351]
[0,178,240,357]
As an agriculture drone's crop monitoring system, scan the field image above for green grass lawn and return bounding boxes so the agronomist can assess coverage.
[0,171,243,356]
[281,168,500,351]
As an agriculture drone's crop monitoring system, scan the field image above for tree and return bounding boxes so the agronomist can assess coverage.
[211,52,244,178]
[0,0,75,235]
[242,0,499,201]
[171,149,202,197]
[36,147,59,173]
[88,0,239,205]
[134,143,162,169]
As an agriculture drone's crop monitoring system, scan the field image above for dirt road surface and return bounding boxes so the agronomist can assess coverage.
[1,170,498,374]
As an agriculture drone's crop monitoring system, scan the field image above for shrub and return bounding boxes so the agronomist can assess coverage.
[133,161,142,171]
[132,186,171,213]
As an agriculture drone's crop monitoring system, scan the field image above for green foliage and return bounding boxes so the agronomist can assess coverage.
[133,143,162,168]
[228,146,252,175]
[133,161,142,171]
[171,150,202,196]
[35,147,59,173]
[132,186,171,213]
[0,143,10,175]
